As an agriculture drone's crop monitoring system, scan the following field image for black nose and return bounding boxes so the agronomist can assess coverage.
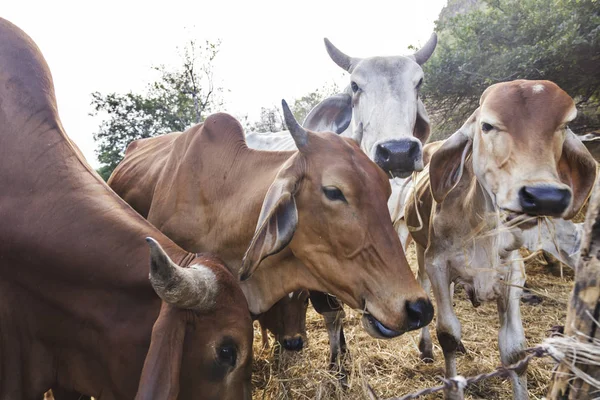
[282,336,304,351]
[406,298,434,330]
[518,186,572,216]
[375,139,421,177]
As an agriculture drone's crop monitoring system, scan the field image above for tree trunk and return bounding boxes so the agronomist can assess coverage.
[548,173,600,399]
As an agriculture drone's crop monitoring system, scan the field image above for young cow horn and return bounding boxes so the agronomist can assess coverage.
[282,99,309,150]
[146,237,217,312]
[413,33,438,65]
[324,38,359,73]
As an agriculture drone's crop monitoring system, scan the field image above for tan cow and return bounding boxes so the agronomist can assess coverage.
[0,17,253,399]
[109,101,434,340]
[257,290,310,351]
[405,80,596,399]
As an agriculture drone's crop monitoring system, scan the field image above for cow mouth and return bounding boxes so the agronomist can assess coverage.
[361,312,403,339]
[389,170,412,179]
[502,209,540,229]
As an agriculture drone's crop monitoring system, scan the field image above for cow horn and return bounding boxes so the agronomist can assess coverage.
[351,122,364,145]
[324,38,358,73]
[282,99,308,149]
[413,33,437,65]
[146,237,217,311]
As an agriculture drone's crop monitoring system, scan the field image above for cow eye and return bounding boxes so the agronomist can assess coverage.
[481,123,494,133]
[351,81,359,93]
[417,78,423,89]
[322,186,347,203]
[217,344,237,367]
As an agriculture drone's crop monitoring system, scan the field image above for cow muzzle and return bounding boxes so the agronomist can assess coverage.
[518,185,572,217]
[374,138,423,178]
[281,335,305,351]
[362,298,434,339]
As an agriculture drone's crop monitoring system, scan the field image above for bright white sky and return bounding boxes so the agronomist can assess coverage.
[4,0,446,168]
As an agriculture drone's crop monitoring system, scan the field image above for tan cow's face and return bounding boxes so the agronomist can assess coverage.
[241,103,433,339]
[430,80,597,221]
[138,242,253,400]
[258,290,309,351]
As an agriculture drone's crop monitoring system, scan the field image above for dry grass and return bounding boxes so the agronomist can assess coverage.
[251,244,574,400]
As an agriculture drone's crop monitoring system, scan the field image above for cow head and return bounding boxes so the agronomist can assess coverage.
[430,80,597,222]
[241,101,433,339]
[303,34,437,178]
[136,238,253,400]
[258,290,309,351]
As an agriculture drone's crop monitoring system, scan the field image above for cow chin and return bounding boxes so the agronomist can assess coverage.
[361,313,404,339]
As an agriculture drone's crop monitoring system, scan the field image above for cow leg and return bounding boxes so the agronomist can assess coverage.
[416,244,433,362]
[497,259,528,400]
[425,255,463,400]
[309,291,348,383]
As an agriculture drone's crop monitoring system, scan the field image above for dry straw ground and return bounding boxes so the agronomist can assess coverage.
[251,244,573,400]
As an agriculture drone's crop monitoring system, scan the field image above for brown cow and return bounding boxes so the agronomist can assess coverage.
[405,80,596,399]
[109,100,434,340]
[0,17,253,399]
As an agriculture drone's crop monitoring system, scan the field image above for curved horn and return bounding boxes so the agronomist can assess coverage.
[413,33,438,65]
[324,38,359,72]
[351,122,364,145]
[282,99,308,149]
[146,237,217,311]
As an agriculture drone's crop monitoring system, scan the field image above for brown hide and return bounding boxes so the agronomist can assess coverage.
[0,18,252,399]
[110,107,432,338]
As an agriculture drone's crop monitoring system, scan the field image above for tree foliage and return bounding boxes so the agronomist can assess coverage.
[422,0,600,139]
[92,39,223,179]
[249,82,340,133]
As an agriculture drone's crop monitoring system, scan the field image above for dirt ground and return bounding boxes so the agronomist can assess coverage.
[251,243,573,399]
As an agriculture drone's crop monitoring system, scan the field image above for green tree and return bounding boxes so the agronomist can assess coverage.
[249,82,340,133]
[422,0,600,139]
[92,39,223,179]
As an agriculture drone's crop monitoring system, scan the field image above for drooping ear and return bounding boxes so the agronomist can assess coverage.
[558,129,598,219]
[240,158,303,281]
[413,98,431,144]
[429,110,478,203]
[135,303,185,400]
[302,93,352,135]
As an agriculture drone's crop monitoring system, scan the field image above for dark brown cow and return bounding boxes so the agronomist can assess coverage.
[257,290,309,351]
[109,101,434,340]
[0,18,252,399]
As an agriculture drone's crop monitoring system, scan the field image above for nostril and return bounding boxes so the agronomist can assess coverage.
[519,187,537,209]
[282,337,304,351]
[377,144,391,162]
[406,299,434,330]
[408,141,420,158]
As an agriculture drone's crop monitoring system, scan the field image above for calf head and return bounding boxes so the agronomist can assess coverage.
[136,239,253,400]
[241,101,433,339]
[258,290,309,351]
[311,34,437,178]
[430,80,596,221]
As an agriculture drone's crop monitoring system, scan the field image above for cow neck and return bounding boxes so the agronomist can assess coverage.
[238,250,321,314]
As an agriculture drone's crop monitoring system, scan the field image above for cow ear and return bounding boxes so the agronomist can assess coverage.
[558,129,597,219]
[240,158,302,281]
[135,303,185,400]
[302,93,352,135]
[429,110,477,203]
[413,98,431,143]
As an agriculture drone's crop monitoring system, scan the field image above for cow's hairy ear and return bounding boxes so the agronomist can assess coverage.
[413,98,431,144]
[240,157,303,281]
[558,128,597,219]
[429,110,477,203]
[135,303,185,400]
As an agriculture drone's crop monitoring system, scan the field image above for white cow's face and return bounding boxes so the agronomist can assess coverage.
[349,56,425,178]
[320,35,437,178]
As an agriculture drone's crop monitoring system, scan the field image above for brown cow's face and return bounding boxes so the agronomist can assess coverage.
[178,260,253,400]
[292,133,432,338]
[258,290,309,351]
[472,80,596,220]
[138,243,253,400]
